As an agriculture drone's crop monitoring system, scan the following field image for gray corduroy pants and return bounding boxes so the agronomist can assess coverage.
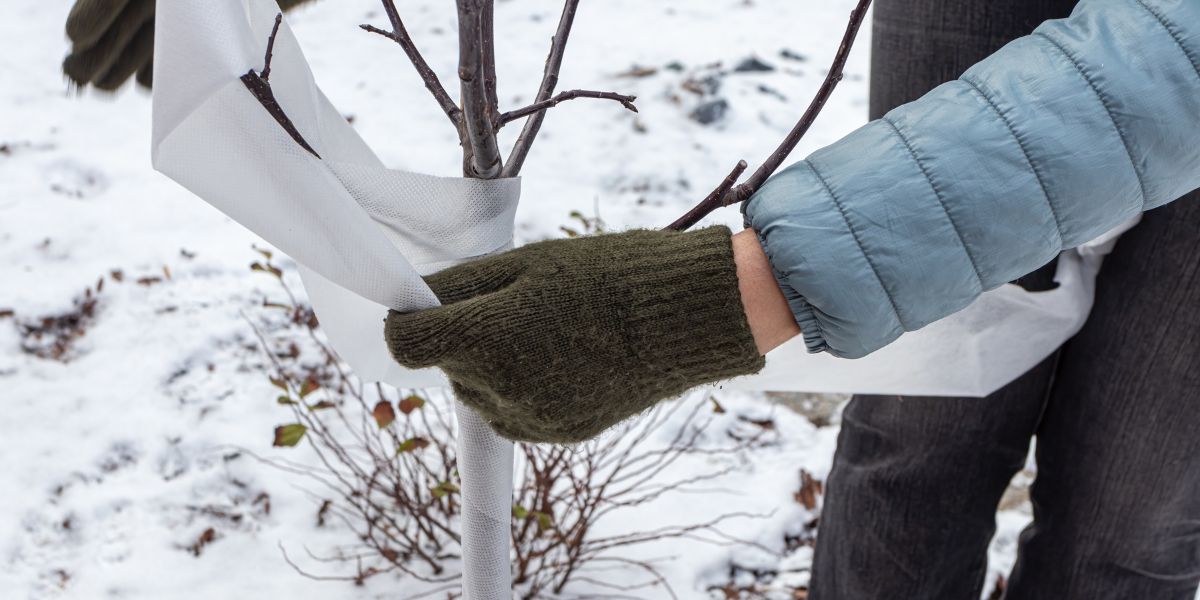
[810,1,1200,599]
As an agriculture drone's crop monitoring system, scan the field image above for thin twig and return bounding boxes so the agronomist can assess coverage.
[361,0,462,127]
[665,0,873,231]
[498,89,638,127]
[501,0,580,178]
[456,0,503,178]
[260,13,283,82]
[663,160,747,231]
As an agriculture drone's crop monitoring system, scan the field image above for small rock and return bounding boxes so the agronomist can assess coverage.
[682,74,722,96]
[617,65,659,78]
[664,61,686,72]
[734,56,775,73]
[780,48,808,62]
[757,84,787,101]
[689,98,729,125]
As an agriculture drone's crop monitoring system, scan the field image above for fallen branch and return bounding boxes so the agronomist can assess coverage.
[665,0,873,231]
[497,89,638,127]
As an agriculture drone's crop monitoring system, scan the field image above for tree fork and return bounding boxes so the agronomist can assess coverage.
[456,0,504,179]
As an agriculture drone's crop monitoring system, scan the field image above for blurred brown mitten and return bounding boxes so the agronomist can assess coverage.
[63,0,154,91]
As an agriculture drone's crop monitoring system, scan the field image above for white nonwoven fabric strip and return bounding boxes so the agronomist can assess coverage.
[151,2,514,597]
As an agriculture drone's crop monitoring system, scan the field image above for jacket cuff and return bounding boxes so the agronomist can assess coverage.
[740,148,910,360]
[747,226,829,354]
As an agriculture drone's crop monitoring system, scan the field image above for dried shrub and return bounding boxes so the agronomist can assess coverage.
[243,250,774,597]
[511,401,775,599]
[243,249,461,589]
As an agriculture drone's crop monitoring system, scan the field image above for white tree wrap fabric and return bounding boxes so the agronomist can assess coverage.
[150,0,1128,596]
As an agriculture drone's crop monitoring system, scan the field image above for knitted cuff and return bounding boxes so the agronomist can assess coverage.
[623,226,766,387]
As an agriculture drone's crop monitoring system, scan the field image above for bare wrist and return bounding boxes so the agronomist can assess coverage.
[732,227,801,354]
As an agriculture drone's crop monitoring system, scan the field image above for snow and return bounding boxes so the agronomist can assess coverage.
[0,0,1122,598]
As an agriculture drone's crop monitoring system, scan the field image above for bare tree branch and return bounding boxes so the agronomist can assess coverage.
[498,89,638,126]
[480,0,501,127]
[501,0,580,178]
[665,0,873,231]
[361,0,462,128]
[456,0,503,178]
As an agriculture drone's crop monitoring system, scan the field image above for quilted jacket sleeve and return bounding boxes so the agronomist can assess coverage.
[743,0,1200,359]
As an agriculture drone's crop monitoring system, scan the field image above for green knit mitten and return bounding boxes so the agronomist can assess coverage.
[62,0,320,91]
[385,226,765,443]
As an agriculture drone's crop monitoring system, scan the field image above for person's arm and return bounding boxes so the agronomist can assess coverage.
[745,0,1200,359]
[385,0,1200,442]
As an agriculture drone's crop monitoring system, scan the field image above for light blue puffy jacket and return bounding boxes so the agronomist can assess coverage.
[744,0,1200,359]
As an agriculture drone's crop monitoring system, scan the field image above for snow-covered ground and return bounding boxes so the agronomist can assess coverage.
[2,1,1048,598]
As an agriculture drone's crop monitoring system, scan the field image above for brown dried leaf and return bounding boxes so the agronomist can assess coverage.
[250,261,283,278]
[252,492,271,515]
[373,401,396,429]
[986,575,1007,600]
[298,378,319,398]
[617,65,658,78]
[738,415,776,431]
[396,437,431,454]
[397,395,425,415]
[188,527,217,557]
[794,469,824,511]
